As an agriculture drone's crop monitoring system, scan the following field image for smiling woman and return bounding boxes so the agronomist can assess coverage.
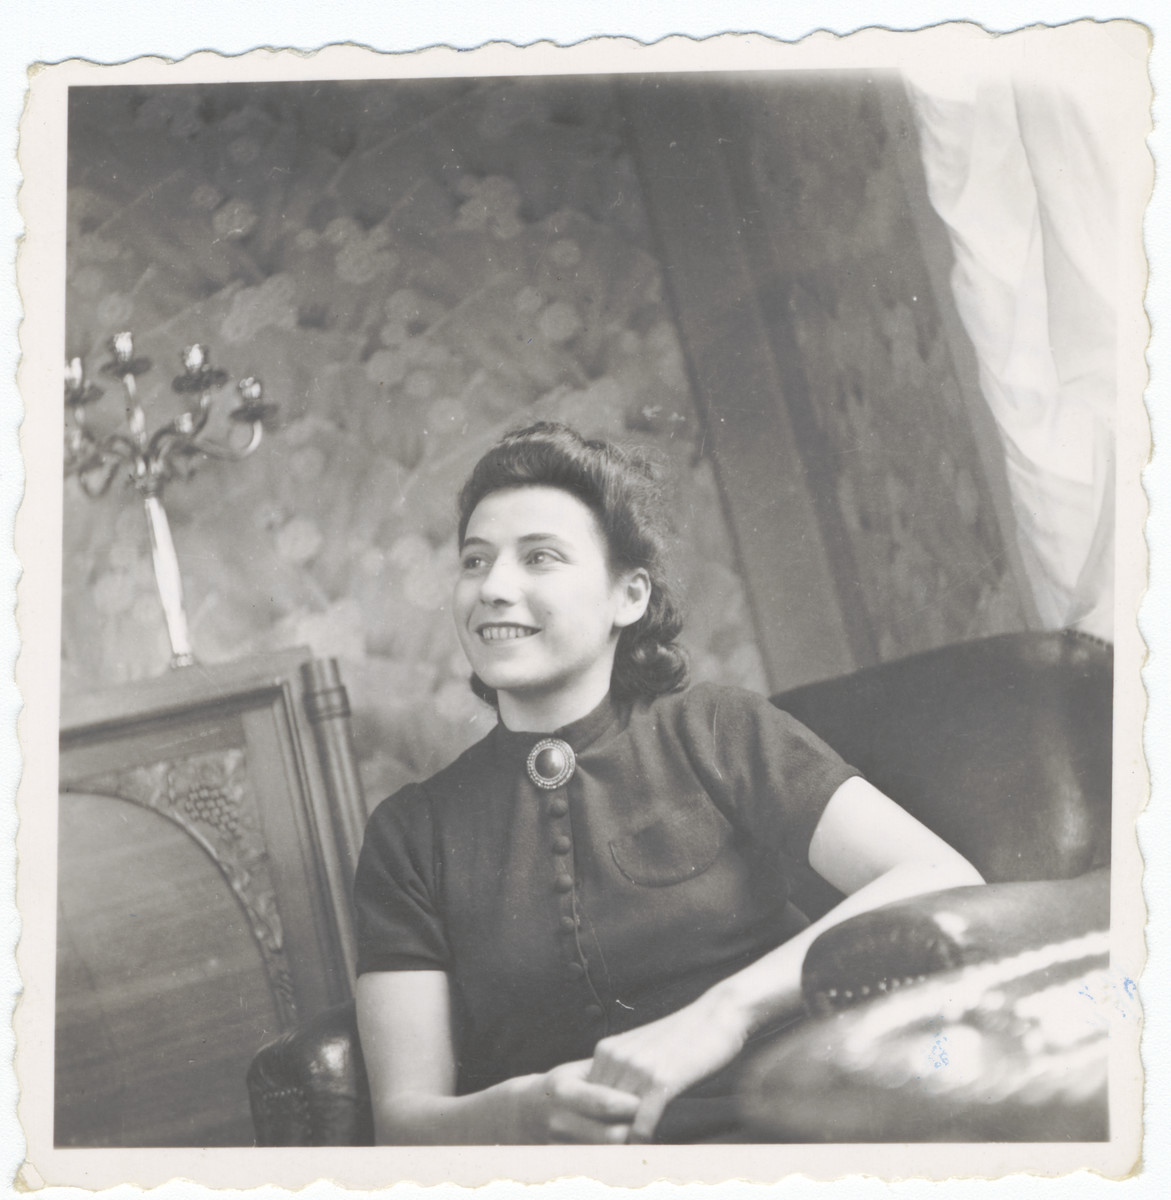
[352,422,983,1144]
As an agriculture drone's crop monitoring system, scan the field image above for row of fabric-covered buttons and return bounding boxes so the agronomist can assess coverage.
[545,790,577,936]
[549,795,573,893]
[540,772,603,1022]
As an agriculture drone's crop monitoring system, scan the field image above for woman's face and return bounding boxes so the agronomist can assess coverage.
[455,485,649,728]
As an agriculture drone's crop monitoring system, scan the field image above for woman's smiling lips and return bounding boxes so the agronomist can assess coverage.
[476,622,540,642]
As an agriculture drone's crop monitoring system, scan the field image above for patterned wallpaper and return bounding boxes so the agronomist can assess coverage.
[63,79,769,804]
[735,78,1026,660]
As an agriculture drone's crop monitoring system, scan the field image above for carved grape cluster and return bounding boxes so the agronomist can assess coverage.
[180,780,240,836]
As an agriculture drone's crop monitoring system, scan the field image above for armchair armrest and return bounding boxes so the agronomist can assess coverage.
[729,871,1115,1142]
[801,869,1109,1015]
[246,1000,371,1146]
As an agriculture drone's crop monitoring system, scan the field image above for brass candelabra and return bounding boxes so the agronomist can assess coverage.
[64,332,276,668]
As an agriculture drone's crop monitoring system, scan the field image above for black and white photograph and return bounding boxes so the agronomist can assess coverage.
[11,24,1151,1187]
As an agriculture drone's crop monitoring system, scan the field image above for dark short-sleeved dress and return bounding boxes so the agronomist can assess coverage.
[353,682,858,1096]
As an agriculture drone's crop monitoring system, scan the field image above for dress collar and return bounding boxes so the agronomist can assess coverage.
[492,692,623,764]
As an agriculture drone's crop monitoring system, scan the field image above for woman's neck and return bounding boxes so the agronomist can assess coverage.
[497,677,612,733]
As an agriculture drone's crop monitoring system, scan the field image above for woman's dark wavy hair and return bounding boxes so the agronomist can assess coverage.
[457,421,689,706]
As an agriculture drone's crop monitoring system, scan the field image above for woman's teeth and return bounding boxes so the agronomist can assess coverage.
[479,625,537,641]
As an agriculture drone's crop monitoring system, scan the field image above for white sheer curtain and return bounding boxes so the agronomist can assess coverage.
[903,67,1118,641]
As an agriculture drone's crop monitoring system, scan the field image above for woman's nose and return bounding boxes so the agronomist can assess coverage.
[479,556,521,604]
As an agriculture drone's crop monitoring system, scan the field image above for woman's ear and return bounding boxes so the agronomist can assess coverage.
[613,568,652,630]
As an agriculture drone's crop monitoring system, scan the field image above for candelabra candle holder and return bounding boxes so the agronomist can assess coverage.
[64,332,277,669]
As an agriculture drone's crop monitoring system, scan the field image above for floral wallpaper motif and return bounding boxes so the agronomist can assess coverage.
[63,80,769,806]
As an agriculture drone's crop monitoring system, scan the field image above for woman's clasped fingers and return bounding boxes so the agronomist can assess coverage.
[587,1043,677,1143]
[628,1085,675,1144]
[541,1061,640,1143]
[587,1035,686,1141]
[547,1111,632,1144]
[586,1002,749,1140]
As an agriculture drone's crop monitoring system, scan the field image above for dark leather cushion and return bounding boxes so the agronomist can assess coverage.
[247,1000,371,1146]
[801,868,1110,1015]
[739,908,1111,1142]
[772,630,1111,883]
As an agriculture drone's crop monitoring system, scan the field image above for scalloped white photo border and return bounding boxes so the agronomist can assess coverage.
[10,22,1155,1190]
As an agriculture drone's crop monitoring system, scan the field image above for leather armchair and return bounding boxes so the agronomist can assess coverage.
[247,630,1112,1145]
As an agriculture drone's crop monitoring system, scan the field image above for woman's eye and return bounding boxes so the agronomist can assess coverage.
[527,549,560,566]
[461,554,488,572]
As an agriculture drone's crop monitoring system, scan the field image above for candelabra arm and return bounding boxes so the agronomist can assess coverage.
[142,493,196,668]
[148,410,209,465]
[100,431,142,463]
[65,434,103,480]
[191,420,265,461]
[67,433,140,498]
[76,460,121,499]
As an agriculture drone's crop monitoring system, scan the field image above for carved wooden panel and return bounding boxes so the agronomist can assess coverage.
[69,747,299,1027]
[55,791,283,1147]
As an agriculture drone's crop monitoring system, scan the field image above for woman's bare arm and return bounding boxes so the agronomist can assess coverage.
[714,774,984,1033]
[356,970,639,1144]
[588,776,983,1139]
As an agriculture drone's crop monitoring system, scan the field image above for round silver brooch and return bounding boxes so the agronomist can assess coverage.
[526,738,576,790]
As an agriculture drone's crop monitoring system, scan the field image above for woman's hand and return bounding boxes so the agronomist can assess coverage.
[359,973,639,1144]
[586,992,750,1142]
[513,1059,641,1144]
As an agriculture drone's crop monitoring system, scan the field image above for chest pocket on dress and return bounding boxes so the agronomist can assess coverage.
[609,794,731,887]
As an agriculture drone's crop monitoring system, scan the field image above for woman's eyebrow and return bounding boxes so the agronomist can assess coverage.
[517,532,569,545]
[460,532,570,550]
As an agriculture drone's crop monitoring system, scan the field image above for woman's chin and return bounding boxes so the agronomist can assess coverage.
[482,675,545,700]
[479,670,574,711]
[471,664,542,696]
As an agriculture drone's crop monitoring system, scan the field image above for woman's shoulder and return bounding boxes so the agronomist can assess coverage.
[364,726,499,828]
[631,681,819,762]
[641,679,780,725]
